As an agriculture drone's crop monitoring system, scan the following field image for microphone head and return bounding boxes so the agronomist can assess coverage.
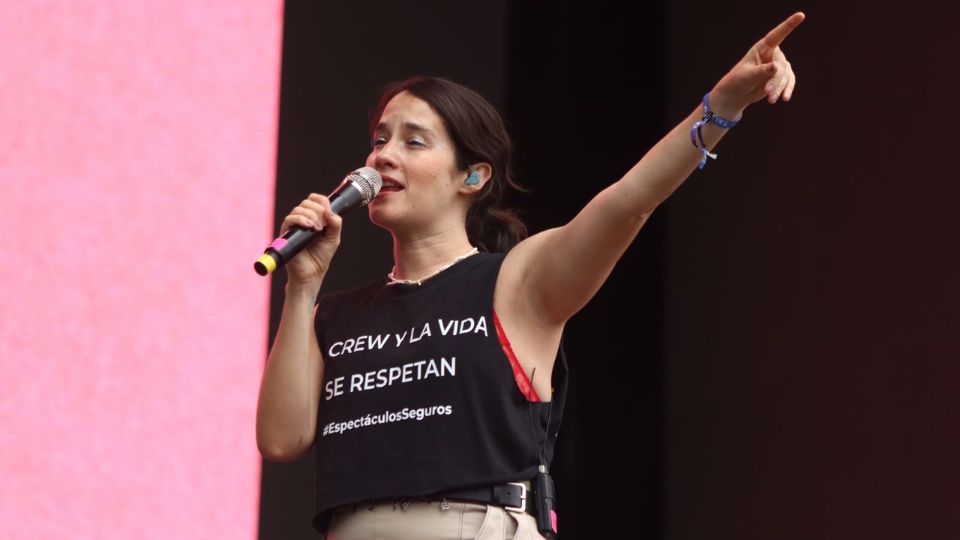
[347,167,383,204]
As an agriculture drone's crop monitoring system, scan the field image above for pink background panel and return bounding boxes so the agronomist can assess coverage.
[0,2,282,539]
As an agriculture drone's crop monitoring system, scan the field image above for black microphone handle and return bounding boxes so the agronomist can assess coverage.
[254,180,367,276]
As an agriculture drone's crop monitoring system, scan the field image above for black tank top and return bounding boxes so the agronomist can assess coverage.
[311,252,568,529]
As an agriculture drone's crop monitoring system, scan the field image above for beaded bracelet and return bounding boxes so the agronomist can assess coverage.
[689,92,742,169]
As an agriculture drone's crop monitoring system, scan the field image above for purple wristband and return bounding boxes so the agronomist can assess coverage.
[689,92,740,169]
[701,93,741,128]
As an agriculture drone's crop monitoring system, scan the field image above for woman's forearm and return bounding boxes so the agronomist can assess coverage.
[611,101,738,219]
[256,282,325,461]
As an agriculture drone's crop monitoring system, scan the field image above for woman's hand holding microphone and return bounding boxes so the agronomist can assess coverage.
[280,194,344,290]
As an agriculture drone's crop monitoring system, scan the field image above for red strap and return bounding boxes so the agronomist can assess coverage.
[493,309,541,402]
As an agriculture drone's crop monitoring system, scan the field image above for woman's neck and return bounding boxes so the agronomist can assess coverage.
[390,230,476,283]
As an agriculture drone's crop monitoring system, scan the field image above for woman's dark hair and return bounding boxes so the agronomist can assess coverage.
[370,76,527,253]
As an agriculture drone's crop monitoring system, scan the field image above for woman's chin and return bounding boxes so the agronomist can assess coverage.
[367,200,401,229]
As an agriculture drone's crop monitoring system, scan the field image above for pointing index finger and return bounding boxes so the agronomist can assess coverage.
[761,12,806,51]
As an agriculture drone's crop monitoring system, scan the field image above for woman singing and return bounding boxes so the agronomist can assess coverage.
[257,12,805,539]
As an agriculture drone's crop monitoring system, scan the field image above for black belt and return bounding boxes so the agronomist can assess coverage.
[330,481,535,518]
[429,481,535,515]
[318,481,535,535]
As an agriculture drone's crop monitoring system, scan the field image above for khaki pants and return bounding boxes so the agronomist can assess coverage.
[326,498,547,540]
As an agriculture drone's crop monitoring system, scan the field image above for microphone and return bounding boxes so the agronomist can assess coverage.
[254,167,382,276]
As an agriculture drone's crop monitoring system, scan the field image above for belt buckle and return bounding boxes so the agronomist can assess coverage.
[504,482,527,513]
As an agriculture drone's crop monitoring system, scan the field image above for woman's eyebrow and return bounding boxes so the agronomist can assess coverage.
[401,122,434,136]
[375,121,435,137]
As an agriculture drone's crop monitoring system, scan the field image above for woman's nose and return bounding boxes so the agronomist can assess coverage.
[372,141,399,170]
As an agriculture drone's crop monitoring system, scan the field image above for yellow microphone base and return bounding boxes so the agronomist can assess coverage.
[254,254,278,276]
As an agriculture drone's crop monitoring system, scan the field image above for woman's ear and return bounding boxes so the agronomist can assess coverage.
[459,163,492,194]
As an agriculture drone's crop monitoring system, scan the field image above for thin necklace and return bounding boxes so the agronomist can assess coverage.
[386,247,479,286]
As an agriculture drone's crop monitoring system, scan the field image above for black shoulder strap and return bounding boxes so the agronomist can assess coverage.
[548,339,569,445]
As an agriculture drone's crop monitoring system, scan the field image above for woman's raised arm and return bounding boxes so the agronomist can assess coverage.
[501,12,806,326]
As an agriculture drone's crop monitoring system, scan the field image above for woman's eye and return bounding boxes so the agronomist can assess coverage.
[370,137,425,148]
